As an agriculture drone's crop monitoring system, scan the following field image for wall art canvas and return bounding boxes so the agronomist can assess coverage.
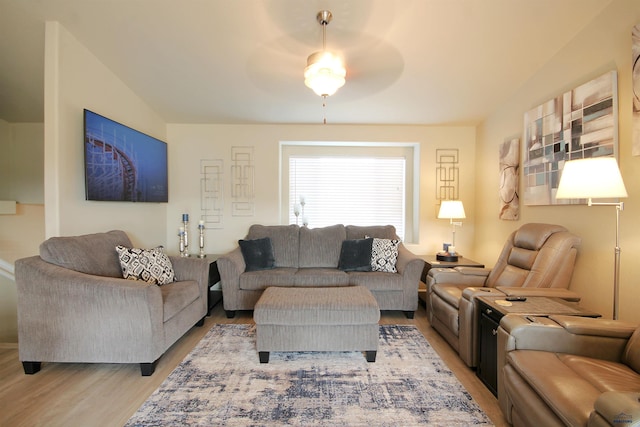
[633,24,640,156]
[499,137,520,220]
[522,71,618,205]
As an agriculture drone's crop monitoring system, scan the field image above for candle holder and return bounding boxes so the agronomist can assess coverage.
[198,221,206,258]
[178,227,187,257]
[182,214,190,257]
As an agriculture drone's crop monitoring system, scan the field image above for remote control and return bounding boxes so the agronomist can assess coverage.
[505,296,527,302]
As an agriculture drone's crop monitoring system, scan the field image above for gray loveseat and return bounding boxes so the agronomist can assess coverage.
[15,230,210,376]
[217,224,425,319]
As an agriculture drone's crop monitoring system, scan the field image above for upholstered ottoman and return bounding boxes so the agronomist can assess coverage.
[253,286,380,363]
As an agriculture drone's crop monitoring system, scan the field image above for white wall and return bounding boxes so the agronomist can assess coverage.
[43,22,168,247]
[475,0,640,322]
[166,124,477,256]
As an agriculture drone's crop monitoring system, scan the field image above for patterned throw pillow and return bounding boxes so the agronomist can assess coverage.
[370,238,400,273]
[115,245,175,285]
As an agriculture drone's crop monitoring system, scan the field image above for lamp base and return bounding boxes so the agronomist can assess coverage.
[436,253,459,262]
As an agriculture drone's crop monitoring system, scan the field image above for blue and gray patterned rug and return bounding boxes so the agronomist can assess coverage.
[126,324,493,426]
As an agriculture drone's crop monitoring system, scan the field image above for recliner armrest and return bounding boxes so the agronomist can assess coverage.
[462,286,503,300]
[427,267,490,286]
[496,286,581,302]
[500,314,637,362]
[589,392,640,427]
[549,315,637,338]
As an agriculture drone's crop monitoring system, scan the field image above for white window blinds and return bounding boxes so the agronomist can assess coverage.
[288,156,406,239]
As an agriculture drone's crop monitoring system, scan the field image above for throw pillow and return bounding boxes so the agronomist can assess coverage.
[370,237,400,273]
[338,238,373,272]
[115,245,175,285]
[239,237,276,272]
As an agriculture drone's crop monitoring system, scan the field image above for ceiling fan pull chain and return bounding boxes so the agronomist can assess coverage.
[323,95,327,124]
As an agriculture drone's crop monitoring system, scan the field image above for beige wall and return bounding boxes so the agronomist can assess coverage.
[43,22,168,247]
[166,124,477,256]
[0,120,45,343]
[475,0,640,322]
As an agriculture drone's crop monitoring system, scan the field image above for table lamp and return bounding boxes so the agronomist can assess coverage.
[555,157,628,319]
[437,200,466,261]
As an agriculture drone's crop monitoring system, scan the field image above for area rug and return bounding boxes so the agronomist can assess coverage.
[126,324,493,426]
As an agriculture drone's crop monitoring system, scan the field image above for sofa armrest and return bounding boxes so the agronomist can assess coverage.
[499,314,636,362]
[169,256,211,301]
[15,256,165,362]
[496,286,581,302]
[589,392,640,427]
[396,244,425,278]
[217,247,245,310]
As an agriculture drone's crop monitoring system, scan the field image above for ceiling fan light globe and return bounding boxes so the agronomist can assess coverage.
[304,51,346,97]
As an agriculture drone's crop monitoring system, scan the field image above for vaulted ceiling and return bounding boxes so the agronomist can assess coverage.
[0,0,612,125]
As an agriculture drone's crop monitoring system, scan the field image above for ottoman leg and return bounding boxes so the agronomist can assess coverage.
[259,351,270,363]
[366,351,377,363]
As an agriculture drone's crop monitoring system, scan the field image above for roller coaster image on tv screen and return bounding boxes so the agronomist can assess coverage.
[84,109,168,202]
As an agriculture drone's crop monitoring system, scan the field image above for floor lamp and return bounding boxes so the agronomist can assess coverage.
[555,157,628,319]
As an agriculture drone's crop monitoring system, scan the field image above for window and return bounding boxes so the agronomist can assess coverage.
[281,143,419,242]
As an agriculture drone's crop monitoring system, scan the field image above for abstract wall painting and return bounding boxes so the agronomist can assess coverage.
[522,71,618,205]
[499,137,520,220]
[633,24,640,156]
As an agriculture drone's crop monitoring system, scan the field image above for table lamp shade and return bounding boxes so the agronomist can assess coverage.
[556,157,628,200]
[438,200,466,219]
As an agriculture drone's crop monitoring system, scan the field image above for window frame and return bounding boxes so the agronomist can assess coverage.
[279,141,420,243]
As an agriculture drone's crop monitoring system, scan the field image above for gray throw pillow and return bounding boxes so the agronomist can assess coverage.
[239,237,276,272]
[338,238,373,272]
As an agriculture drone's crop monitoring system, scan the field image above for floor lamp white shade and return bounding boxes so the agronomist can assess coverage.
[556,157,628,319]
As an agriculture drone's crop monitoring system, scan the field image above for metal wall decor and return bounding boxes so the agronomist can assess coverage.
[231,146,255,216]
[200,159,224,228]
[435,149,459,201]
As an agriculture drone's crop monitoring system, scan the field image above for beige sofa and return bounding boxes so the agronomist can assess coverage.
[426,223,581,367]
[15,230,210,376]
[498,314,640,427]
[217,224,425,319]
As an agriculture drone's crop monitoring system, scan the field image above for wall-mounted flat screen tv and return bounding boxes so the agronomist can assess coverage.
[84,109,168,202]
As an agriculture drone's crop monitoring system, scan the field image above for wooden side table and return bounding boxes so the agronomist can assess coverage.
[476,295,600,396]
[418,255,485,306]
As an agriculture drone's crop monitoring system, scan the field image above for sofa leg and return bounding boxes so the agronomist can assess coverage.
[22,361,41,374]
[225,310,236,319]
[259,351,269,363]
[195,316,205,327]
[140,360,158,376]
[366,351,377,362]
[404,311,415,319]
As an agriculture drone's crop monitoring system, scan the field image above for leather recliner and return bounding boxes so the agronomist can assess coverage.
[498,315,640,426]
[426,223,581,367]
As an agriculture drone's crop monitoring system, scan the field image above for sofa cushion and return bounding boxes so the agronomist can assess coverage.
[298,224,346,268]
[346,225,398,240]
[115,245,175,285]
[246,224,299,268]
[370,237,399,273]
[347,271,405,291]
[294,268,350,287]
[338,238,373,272]
[238,237,275,272]
[39,230,131,278]
[239,268,298,290]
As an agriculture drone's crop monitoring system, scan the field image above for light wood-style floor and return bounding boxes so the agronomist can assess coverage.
[0,302,509,427]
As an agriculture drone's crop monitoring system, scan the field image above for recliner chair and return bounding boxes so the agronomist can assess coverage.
[426,223,581,367]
